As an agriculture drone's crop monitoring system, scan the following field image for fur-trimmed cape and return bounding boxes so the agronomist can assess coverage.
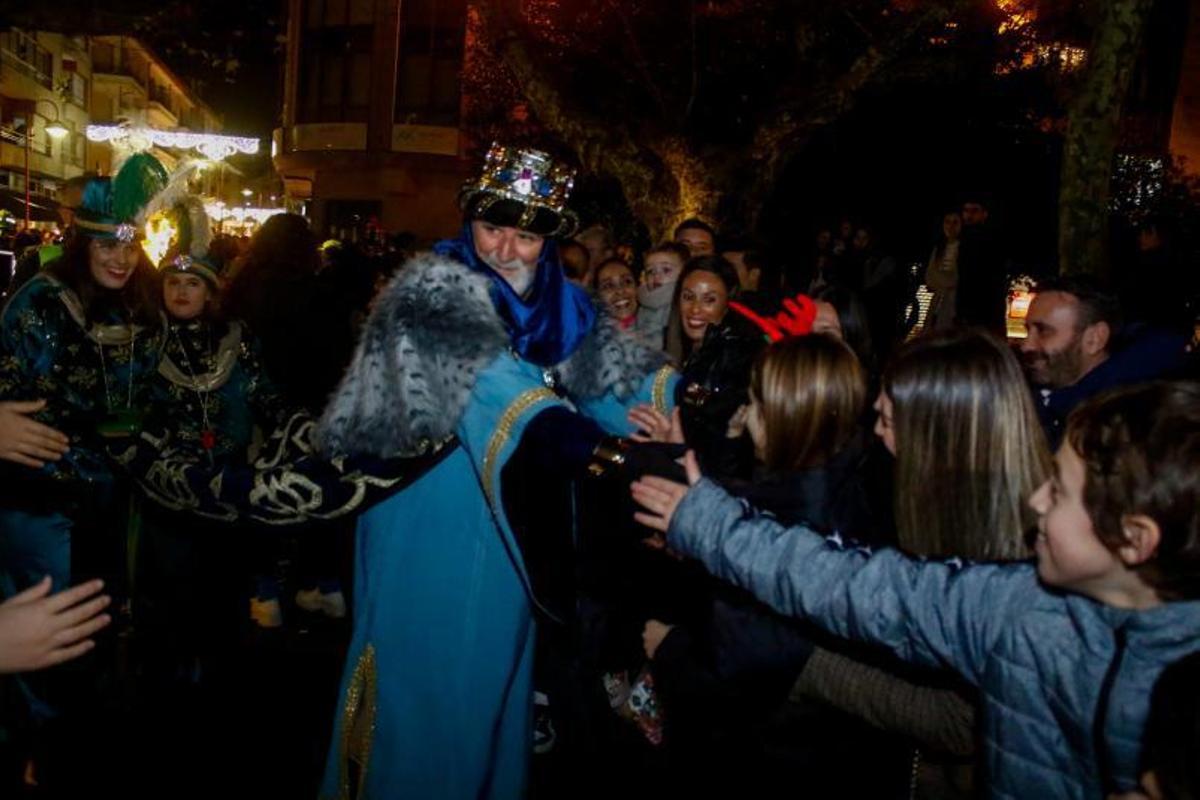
[316,252,670,458]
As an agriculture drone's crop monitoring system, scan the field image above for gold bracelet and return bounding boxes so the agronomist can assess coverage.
[587,437,630,478]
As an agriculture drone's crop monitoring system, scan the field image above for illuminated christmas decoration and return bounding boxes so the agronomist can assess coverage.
[1110,154,1166,214]
[142,212,178,266]
[86,125,260,161]
[204,201,286,233]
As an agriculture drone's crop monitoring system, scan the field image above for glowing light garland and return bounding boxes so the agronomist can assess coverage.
[86,125,260,161]
[204,202,285,227]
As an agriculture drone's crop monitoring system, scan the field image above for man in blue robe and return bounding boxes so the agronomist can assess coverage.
[314,144,678,799]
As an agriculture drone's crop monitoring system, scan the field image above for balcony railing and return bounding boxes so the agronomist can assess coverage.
[0,30,53,89]
[0,125,26,146]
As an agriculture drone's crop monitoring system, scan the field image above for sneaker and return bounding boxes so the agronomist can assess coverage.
[250,596,283,628]
[295,588,347,619]
[623,668,664,746]
[532,691,556,754]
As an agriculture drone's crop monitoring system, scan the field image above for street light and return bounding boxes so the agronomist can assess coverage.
[23,99,69,228]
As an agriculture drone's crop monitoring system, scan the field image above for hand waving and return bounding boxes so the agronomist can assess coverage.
[0,577,111,673]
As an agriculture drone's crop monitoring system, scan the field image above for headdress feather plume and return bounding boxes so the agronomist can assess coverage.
[111,152,170,222]
[177,195,212,259]
[134,158,206,228]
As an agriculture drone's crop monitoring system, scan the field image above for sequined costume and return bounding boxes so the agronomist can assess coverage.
[0,272,164,561]
[148,319,290,462]
[0,271,164,720]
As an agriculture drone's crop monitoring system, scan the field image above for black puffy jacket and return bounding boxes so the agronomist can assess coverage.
[676,310,765,472]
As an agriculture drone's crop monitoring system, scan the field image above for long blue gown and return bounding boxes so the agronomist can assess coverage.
[320,349,676,799]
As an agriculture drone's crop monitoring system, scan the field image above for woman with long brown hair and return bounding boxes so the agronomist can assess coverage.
[0,157,169,779]
[638,333,896,795]
[786,328,1053,797]
[877,329,1051,560]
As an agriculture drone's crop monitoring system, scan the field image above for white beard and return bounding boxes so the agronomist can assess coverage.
[481,253,537,297]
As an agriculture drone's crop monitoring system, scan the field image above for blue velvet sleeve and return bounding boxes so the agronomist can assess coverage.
[574,365,679,436]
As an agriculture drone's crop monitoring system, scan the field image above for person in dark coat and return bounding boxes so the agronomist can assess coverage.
[666,256,766,472]
[642,334,903,796]
[954,195,1008,336]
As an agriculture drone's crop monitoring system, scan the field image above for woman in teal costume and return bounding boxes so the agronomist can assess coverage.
[0,154,168,723]
[137,200,293,678]
[314,145,679,799]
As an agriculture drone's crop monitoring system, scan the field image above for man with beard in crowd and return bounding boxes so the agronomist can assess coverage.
[314,143,678,799]
[1019,275,1188,447]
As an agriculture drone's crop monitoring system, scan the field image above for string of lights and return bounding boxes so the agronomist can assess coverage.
[86,124,260,161]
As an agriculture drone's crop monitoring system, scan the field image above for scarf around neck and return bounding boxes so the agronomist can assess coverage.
[433,223,596,366]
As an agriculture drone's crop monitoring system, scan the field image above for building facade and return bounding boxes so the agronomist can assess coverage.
[273,0,473,242]
[87,36,223,176]
[0,29,91,223]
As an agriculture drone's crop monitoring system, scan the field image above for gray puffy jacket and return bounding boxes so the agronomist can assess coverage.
[668,479,1200,800]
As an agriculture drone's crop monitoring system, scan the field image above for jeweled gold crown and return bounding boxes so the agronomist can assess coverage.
[461,143,575,214]
[478,143,574,208]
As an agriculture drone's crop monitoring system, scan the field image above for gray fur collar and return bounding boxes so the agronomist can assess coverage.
[317,252,669,458]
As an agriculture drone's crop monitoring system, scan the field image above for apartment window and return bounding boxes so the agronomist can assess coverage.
[394,0,466,125]
[91,40,116,72]
[298,0,373,124]
[60,58,86,108]
[1,29,53,89]
[0,170,26,191]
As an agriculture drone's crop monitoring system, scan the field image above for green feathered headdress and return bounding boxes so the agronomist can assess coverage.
[75,153,170,242]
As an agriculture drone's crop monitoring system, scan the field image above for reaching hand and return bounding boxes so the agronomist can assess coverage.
[631,450,701,533]
[642,619,675,660]
[0,577,111,673]
[0,400,70,468]
[726,404,749,439]
[628,405,684,445]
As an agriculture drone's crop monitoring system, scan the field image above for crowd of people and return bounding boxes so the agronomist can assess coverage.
[0,142,1197,800]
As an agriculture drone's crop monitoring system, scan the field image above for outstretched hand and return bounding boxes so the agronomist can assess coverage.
[0,400,70,468]
[627,405,684,445]
[630,450,701,533]
[0,576,111,673]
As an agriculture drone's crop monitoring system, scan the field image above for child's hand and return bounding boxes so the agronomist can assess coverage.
[641,533,683,560]
[631,450,701,533]
[725,404,749,439]
[642,620,675,660]
[0,576,111,673]
[628,405,684,445]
